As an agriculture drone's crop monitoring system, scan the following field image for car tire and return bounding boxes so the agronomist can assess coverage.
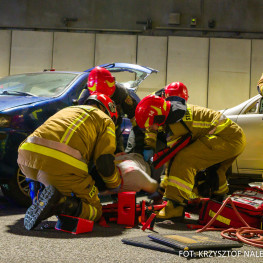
[0,167,32,207]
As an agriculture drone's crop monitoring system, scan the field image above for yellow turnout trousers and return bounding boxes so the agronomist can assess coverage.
[19,162,102,221]
[164,122,246,203]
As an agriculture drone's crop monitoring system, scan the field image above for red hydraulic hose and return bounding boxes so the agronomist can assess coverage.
[196,196,263,248]
[196,197,249,233]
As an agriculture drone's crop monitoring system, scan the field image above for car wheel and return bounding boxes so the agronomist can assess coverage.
[0,167,32,207]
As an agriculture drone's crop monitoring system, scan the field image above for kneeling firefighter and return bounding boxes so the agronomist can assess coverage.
[18,92,121,230]
[135,95,246,220]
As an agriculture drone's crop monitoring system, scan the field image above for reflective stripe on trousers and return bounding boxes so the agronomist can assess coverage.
[22,137,88,173]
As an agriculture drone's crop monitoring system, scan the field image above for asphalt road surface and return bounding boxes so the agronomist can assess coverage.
[0,190,262,263]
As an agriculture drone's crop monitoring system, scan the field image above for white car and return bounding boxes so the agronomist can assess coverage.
[223,90,263,189]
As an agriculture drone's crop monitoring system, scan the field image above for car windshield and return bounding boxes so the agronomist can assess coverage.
[0,72,78,97]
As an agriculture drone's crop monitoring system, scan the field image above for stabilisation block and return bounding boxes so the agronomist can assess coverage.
[141,213,156,231]
[117,192,136,226]
[55,214,93,234]
[122,236,181,255]
[148,232,243,251]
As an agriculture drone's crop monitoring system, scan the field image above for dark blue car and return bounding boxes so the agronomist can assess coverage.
[0,63,157,206]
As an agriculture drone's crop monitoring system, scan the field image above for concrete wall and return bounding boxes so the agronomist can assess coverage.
[0,0,263,38]
[167,36,209,106]
[10,30,53,75]
[208,38,251,109]
[53,32,95,71]
[137,36,167,99]
[0,29,262,111]
[0,30,11,77]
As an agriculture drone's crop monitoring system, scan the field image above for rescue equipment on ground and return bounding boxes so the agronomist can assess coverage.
[55,214,94,234]
[199,187,263,229]
[199,199,261,229]
[122,236,181,255]
[101,192,191,230]
[101,192,169,230]
[152,133,192,169]
[197,187,263,248]
[117,192,136,226]
[148,232,242,251]
[140,200,156,231]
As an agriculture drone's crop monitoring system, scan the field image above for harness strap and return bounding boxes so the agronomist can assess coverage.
[180,120,192,134]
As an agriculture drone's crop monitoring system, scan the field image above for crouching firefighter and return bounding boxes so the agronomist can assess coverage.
[135,94,246,221]
[18,92,121,230]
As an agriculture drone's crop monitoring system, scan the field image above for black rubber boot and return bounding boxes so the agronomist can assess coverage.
[24,185,82,230]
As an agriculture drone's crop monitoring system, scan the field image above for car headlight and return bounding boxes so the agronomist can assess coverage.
[0,115,12,128]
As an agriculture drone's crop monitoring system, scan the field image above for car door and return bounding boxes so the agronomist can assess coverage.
[235,95,263,175]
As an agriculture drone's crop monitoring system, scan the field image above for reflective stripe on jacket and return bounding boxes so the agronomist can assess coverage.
[168,104,231,141]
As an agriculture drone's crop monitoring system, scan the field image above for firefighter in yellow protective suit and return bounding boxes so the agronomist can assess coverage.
[18,92,121,230]
[135,95,246,220]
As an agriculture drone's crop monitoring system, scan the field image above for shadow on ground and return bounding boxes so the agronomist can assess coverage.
[6,217,130,239]
[154,217,199,231]
[0,196,27,216]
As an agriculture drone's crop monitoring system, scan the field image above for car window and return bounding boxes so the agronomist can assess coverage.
[245,101,258,114]
[70,78,88,100]
[244,98,263,114]
[108,68,148,91]
[0,73,78,97]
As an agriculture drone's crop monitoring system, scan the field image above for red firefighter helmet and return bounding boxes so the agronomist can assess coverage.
[135,95,171,129]
[165,82,189,101]
[85,92,118,123]
[88,67,116,97]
